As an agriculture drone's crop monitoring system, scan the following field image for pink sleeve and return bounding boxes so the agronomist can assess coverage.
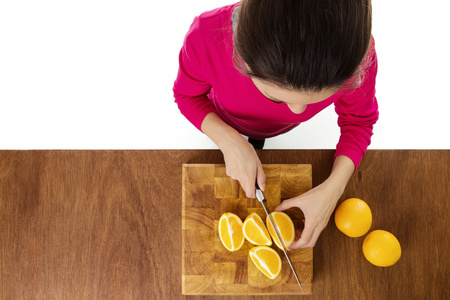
[334,39,379,169]
[173,16,216,132]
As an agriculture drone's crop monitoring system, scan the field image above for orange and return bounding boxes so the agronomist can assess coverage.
[334,198,372,237]
[249,246,282,279]
[266,212,295,250]
[363,230,401,267]
[243,212,272,246]
[218,213,245,251]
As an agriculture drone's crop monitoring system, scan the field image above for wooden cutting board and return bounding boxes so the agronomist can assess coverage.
[182,164,313,295]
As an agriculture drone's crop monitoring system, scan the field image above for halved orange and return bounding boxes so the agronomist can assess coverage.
[249,246,282,279]
[266,211,295,250]
[243,212,272,246]
[218,212,245,251]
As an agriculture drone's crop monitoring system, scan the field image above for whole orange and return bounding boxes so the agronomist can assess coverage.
[334,198,372,237]
[363,230,402,267]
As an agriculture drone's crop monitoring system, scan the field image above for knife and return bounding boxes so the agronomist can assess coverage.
[255,182,305,293]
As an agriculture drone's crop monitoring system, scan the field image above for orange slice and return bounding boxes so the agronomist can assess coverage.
[243,212,272,246]
[249,246,282,279]
[218,212,245,251]
[334,198,372,237]
[266,211,295,250]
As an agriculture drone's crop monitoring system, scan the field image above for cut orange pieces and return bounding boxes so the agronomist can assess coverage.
[266,211,295,250]
[218,212,245,251]
[249,246,282,279]
[243,212,272,246]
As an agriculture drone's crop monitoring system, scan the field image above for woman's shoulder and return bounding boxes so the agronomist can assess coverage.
[196,3,239,23]
[183,3,237,58]
[190,3,238,34]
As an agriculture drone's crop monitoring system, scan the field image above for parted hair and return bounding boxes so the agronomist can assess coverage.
[234,0,373,92]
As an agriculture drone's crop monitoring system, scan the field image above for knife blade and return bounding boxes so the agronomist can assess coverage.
[255,182,305,293]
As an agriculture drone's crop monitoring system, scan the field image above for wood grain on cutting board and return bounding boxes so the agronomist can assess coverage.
[182,164,313,295]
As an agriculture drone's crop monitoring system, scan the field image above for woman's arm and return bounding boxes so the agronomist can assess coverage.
[201,112,266,198]
[326,155,355,196]
[275,155,354,249]
[334,38,379,169]
[174,15,266,198]
[279,42,379,249]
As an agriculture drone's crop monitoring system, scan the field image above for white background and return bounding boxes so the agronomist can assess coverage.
[1,0,449,150]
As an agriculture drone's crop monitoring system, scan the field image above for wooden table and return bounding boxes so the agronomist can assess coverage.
[0,150,448,299]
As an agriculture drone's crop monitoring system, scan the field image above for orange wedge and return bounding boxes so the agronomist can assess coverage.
[266,211,295,250]
[243,212,272,246]
[218,212,245,251]
[249,246,282,279]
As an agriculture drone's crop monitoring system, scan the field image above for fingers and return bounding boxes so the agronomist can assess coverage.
[229,162,265,199]
[288,220,323,250]
[222,139,267,199]
[243,164,265,198]
[275,198,297,212]
[289,220,313,250]
[244,162,266,198]
[225,166,256,198]
[226,170,236,180]
[256,163,266,192]
[243,179,256,198]
[274,197,319,248]
[229,169,256,198]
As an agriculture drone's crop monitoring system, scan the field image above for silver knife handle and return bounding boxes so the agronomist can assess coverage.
[255,181,265,203]
[255,188,265,203]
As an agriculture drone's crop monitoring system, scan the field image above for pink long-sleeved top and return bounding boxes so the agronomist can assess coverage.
[173,3,379,169]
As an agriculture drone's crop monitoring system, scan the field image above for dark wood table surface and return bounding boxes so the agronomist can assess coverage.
[0,150,448,299]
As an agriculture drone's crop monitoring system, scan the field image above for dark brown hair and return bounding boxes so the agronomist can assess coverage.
[234,0,373,92]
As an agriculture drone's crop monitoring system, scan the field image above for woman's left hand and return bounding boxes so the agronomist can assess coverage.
[275,180,342,249]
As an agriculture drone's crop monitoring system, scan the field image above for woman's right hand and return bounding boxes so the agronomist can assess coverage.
[221,135,266,198]
[201,112,266,198]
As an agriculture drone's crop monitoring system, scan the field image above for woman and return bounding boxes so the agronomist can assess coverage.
[173,0,378,249]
